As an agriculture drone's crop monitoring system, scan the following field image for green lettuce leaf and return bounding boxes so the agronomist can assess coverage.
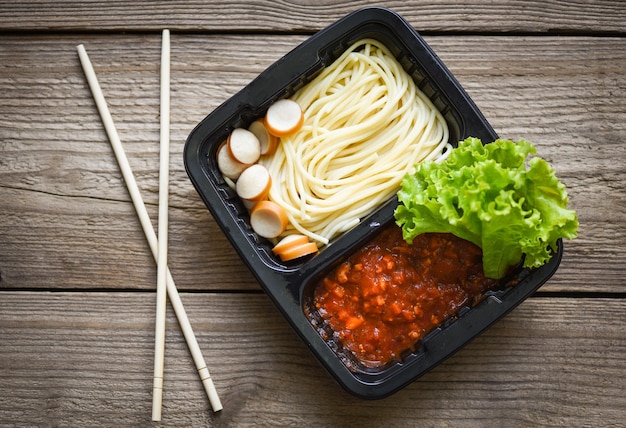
[394,137,579,279]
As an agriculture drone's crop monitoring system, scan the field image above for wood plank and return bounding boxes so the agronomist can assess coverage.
[0,291,624,426]
[0,1,624,34]
[0,187,257,291]
[1,34,624,293]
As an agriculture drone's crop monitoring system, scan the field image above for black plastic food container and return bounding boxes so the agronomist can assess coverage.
[184,7,563,399]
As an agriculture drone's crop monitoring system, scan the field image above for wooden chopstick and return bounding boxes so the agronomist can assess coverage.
[151,28,171,421]
[76,42,223,415]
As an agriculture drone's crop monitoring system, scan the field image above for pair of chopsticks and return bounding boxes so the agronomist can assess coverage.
[77,30,222,420]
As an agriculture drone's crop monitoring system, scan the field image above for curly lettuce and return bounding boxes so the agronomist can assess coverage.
[394,137,579,279]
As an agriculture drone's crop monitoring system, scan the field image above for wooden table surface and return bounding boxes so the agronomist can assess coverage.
[1,1,625,426]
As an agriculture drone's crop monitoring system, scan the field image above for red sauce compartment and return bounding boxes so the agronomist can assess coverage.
[303,222,520,373]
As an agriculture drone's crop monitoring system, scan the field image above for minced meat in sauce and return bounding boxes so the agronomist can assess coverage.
[311,225,502,368]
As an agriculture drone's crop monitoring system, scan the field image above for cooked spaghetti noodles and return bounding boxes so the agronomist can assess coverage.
[260,38,451,245]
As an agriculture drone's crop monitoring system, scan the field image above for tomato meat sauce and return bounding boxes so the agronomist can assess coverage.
[310,225,504,368]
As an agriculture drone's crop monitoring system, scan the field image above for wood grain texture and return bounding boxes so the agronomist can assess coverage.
[0,0,624,34]
[0,291,624,426]
[1,3,624,426]
[1,34,624,292]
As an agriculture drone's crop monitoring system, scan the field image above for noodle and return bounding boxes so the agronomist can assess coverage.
[259,38,451,245]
